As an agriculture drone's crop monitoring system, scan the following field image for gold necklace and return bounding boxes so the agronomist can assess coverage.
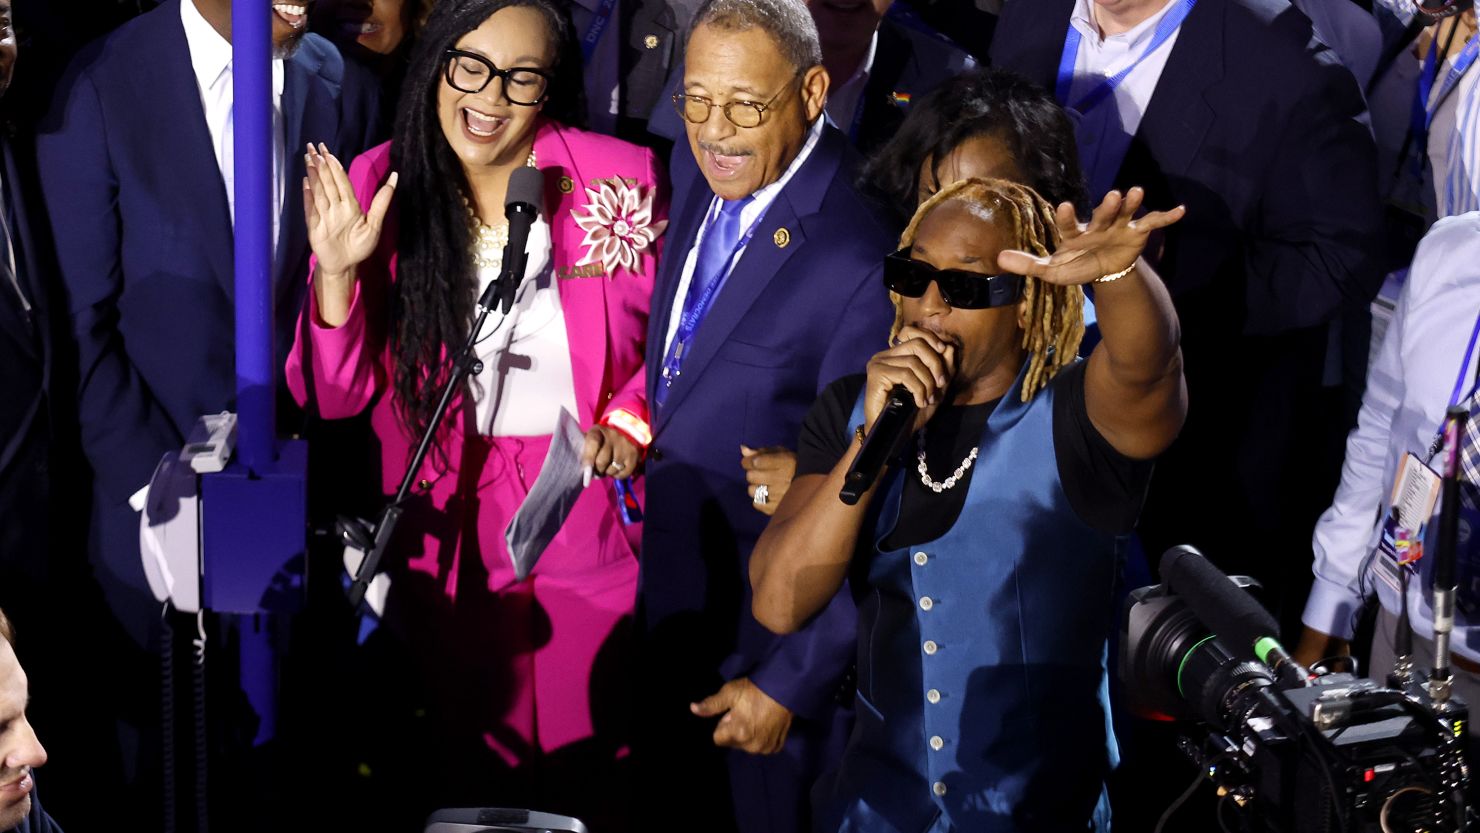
[465,149,538,272]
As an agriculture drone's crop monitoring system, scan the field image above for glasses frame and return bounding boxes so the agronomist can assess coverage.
[883,249,1026,310]
[443,49,553,106]
[671,73,802,129]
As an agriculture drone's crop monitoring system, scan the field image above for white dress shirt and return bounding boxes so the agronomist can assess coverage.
[181,0,286,250]
[824,30,879,140]
[1064,0,1182,200]
[469,214,579,437]
[1305,213,1480,661]
[662,116,825,353]
[0,169,24,318]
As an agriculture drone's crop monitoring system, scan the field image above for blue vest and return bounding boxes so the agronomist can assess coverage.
[820,365,1122,833]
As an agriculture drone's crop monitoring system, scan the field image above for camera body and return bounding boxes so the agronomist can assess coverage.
[1121,582,1469,832]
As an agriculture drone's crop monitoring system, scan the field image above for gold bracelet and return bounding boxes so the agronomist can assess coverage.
[855,424,867,444]
[1094,262,1137,284]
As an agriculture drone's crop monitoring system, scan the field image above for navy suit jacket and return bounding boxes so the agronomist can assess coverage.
[0,133,58,588]
[642,124,896,719]
[35,0,380,511]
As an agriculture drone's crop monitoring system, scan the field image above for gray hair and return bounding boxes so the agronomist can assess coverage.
[692,0,823,71]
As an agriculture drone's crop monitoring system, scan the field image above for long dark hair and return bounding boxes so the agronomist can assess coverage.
[863,67,1088,223]
[388,0,579,444]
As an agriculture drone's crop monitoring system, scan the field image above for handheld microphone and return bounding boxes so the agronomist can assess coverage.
[839,385,918,505]
[1160,545,1310,689]
[479,165,544,313]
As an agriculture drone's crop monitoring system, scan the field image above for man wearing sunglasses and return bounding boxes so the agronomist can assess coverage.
[636,0,896,831]
[750,178,1187,832]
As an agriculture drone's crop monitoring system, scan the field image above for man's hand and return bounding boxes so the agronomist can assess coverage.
[997,187,1184,287]
[1293,626,1350,670]
[690,677,794,755]
[741,446,797,516]
[863,325,957,433]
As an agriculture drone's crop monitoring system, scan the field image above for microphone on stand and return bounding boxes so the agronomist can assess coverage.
[840,385,918,505]
[489,165,544,313]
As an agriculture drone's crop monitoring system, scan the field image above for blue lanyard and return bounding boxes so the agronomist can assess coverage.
[661,201,768,384]
[1425,307,1480,462]
[1414,31,1480,136]
[579,0,619,64]
[1054,0,1196,115]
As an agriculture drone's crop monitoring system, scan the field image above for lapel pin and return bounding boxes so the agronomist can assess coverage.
[773,227,791,248]
[644,34,660,49]
[558,176,574,194]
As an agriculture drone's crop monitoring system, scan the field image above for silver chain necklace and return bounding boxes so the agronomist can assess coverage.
[916,427,978,493]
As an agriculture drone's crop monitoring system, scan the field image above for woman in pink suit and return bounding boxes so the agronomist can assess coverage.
[286,0,666,824]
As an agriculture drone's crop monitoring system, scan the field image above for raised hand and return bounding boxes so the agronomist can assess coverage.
[303,142,397,282]
[996,187,1184,286]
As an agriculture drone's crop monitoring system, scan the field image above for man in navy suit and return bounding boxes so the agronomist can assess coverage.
[992,0,1382,826]
[638,0,895,830]
[34,0,378,824]
[992,0,1383,626]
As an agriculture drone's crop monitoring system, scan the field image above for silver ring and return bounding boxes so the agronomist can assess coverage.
[753,484,770,506]
[607,461,623,473]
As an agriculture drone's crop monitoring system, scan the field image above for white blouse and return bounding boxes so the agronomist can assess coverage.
[470,214,580,437]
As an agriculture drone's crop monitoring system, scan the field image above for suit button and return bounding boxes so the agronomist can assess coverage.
[648,446,664,462]
[933,781,947,797]
[930,735,944,751]
[914,552,928,566]
[922,640,938,656]
[919,596,933,611]
[926,689,941,704]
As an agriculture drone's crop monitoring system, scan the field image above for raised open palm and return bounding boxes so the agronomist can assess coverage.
[997,187,1185,285]
[303,142,397,278]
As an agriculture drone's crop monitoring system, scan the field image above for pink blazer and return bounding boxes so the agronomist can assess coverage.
[287,119,665,498]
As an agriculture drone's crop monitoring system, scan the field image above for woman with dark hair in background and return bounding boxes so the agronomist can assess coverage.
[286,0,666,825]
[864,65,1088,220]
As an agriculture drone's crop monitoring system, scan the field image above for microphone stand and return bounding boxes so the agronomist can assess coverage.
[343,276,510,609]
[1428,404,1467,706]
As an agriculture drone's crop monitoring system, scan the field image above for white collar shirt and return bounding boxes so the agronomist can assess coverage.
[1065,0,1182,200]
[181,0,287,252]
[663,116,826,353]
[824,29,879,141]
[1306,213,1480,660]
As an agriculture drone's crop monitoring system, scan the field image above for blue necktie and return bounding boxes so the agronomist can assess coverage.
[656,196,754,409]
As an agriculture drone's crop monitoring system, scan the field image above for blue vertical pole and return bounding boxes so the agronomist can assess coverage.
[233,0,275,475]
[230,0,279,749]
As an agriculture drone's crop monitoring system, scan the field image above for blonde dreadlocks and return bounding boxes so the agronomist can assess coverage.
[891,177,1085,402]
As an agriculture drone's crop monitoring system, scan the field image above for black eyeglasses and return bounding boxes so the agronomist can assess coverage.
[671,74,801,128]
[444,49,552,106]
[883,249,1025,309]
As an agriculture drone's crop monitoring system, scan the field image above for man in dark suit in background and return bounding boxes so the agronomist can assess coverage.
[992,0,1382,630]
[34,1,378,827]
[807,0,975,155]
[992,0,1383,826]
[637,1,895,831]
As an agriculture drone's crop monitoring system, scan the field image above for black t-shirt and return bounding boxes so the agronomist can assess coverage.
[795,361,1154,550]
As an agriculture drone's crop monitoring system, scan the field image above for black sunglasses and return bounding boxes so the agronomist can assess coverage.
[883,249,1025,309]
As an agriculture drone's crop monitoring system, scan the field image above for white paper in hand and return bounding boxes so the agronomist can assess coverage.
[505,408,588,580]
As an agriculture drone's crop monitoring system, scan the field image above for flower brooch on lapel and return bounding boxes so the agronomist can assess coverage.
[572,179,668,277]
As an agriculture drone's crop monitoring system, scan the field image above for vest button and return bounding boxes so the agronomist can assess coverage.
[929,735,944,751]
[919,596,933,611]
[913,552,928,566]
[926,689,941,704]
[923,640,938,655]
[933,781,947,797]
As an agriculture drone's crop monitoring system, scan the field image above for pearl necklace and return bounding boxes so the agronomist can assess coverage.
[916,427,978,493]
[465,150,539,273]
